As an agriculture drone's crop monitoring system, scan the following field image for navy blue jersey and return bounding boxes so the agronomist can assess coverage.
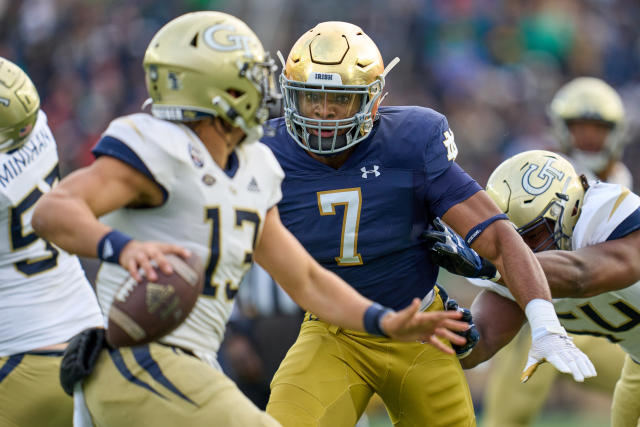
[262,106,481,310]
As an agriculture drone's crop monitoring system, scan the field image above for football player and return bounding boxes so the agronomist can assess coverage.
[425,150,640,427]
[0,57,104,426]
[481,77,629,427]
[260,21,594,427]
[31,12,471,427]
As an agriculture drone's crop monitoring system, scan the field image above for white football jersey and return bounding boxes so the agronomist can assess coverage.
[470,181,640,360]
[95,113,284,357]
[0,111,103,356]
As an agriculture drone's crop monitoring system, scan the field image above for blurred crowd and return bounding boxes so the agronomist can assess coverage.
[0,0,640,185]
[3,0,637,420]
[1,0,639,183]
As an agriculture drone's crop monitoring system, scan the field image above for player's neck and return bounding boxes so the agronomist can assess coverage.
[192,119,242,169]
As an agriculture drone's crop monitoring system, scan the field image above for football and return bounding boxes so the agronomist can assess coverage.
[106,252,205,348]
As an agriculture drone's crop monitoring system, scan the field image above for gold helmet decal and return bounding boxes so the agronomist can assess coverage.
[143,11,279,144]
[548,77,626,173]
[486,150,585,251]
[280,21,399,155]
[0,58,40,153]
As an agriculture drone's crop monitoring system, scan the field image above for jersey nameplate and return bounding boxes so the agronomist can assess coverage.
[0,126,54,188]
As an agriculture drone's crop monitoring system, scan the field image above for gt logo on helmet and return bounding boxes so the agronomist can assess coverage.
[522,159,565,196]
[203,24,253,57]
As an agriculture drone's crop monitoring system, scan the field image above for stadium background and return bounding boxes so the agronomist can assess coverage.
[2,0,638,425]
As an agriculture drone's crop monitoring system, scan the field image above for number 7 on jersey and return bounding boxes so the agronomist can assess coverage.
[317,188,363,266]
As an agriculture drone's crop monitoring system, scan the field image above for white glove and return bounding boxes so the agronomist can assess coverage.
[521,329,597,383]
[522,299,596,383]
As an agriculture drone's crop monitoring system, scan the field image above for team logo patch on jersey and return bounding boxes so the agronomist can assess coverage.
[202,174,216,186]
[361,165,380,178]
[188,143,204,168]
[247,177,260,192]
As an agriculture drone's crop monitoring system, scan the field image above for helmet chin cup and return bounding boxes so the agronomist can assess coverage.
[571,148,610,174]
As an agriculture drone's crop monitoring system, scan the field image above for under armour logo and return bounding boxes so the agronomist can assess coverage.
[247,177,260,192]
[361,165,380,178]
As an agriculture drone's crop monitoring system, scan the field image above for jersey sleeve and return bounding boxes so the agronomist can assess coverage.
[422,116,482,216]
[256,142,284,209]
[92,116,173,202]
[573,183,640,248]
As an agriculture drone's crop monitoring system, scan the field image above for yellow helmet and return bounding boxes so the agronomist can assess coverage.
[486,150,585,251]
[143,11,279,143]
[548,77,626,173]
[0,57,40,153]
[280,21,398,154]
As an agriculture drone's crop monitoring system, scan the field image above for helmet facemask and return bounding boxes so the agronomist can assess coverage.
[280,21,398,156]
[549,77,627,174]
[516,195,572,252]
[280,71,384,154]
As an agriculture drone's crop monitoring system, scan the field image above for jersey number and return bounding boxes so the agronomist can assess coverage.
[559,300,640,343]
[203,207,260,300]
[317,188,363,266]
[9,164,60,276]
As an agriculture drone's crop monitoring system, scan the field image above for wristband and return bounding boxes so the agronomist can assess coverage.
[363,303,393,337]
[525,298,565,340]
[97,230,133,264]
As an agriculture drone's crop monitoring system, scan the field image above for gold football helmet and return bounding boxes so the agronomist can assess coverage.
[143,11,279,143]
[280,21,398,154]
[0,57,40,153]
[486,150,585,251]
[548,77,626,173]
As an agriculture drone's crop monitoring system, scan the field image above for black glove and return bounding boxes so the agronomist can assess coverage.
[60,328,109,396]
[437,286,480,359]
[423,218,498,280]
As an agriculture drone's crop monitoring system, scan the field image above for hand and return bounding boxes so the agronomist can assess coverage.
[381,298,471,354]
[119,240,192,282]
[443,297,480,359]
[422,218,498,279]
[521,330,597,383]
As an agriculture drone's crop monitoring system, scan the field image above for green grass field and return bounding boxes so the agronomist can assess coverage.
[366,411,610,427]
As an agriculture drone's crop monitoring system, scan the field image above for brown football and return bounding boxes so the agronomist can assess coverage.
[106,252,205,348]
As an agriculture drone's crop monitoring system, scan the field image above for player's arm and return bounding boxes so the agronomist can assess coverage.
[459,290,526,369]
[442,191,551,308]
[442,191,596,382]
[254,206,469,350]
[535,229,640,298]
[32,156,188,280]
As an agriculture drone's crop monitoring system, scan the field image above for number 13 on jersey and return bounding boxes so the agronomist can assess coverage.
[317,188,363,266]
